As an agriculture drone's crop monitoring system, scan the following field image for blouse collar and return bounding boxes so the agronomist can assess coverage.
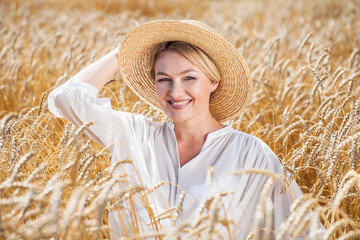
[166,121,233,141]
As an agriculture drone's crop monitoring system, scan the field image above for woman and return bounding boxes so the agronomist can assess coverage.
[48,20,308,239]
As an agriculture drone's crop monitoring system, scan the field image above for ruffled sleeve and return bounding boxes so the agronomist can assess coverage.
[48,77,116,151]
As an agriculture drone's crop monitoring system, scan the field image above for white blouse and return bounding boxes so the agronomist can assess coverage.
[48,77,310,239]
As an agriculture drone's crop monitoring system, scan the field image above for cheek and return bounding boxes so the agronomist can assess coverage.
[194,83,212,99]
[155,84,166,102]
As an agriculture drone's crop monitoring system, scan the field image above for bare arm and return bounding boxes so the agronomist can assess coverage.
[73,47,119,91]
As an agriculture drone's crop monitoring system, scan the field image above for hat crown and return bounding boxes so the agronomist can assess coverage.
[178,19,219,35]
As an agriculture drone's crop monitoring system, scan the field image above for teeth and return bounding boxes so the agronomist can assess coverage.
[171,101,189,106]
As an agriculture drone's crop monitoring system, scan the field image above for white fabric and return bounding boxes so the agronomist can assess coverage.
[48,77,317,239]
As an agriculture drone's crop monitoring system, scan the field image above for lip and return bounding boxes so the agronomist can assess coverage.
[167,99,192,110]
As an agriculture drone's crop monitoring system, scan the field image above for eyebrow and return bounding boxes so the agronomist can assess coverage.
[156,69,197,76]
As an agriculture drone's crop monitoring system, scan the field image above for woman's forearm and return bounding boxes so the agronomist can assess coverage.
[73,47,119,91]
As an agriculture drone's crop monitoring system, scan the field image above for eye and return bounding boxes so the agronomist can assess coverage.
[184,76,195,80]
[157,78,171,82]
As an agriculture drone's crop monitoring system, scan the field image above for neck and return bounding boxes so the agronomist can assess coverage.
[173,114,224,142]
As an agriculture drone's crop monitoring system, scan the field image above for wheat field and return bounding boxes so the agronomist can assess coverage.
[0,0,359,239]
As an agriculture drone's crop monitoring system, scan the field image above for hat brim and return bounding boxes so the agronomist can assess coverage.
[119,20,253,122]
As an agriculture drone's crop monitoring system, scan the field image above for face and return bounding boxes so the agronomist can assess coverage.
[154,51,218,123]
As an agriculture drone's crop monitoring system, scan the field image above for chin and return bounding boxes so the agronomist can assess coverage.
[164,111,189,123]
[163,105,208,124]
[168,115,188,123]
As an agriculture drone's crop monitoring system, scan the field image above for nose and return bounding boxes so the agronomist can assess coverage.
[169,80,184,98]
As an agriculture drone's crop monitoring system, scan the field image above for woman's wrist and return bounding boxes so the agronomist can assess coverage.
[74,47,120,91]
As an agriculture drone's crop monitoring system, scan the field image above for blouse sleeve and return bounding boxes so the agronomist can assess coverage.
[254,139,325,239]
[48,77,117,151]
[226,134,324,239]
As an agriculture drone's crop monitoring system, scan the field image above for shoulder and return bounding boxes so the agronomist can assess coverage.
[111,110,167,134]
[228,127,283,173]
[228,127,273,154]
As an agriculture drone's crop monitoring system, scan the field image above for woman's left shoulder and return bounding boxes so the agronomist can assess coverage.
[228,127,283,173]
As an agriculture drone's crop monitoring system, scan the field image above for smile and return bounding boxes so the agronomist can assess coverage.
[167,100,192,109]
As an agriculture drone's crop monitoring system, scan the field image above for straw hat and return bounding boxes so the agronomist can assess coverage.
[118,19,253,122]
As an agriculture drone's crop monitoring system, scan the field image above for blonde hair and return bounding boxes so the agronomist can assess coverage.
[149,41,221,84]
